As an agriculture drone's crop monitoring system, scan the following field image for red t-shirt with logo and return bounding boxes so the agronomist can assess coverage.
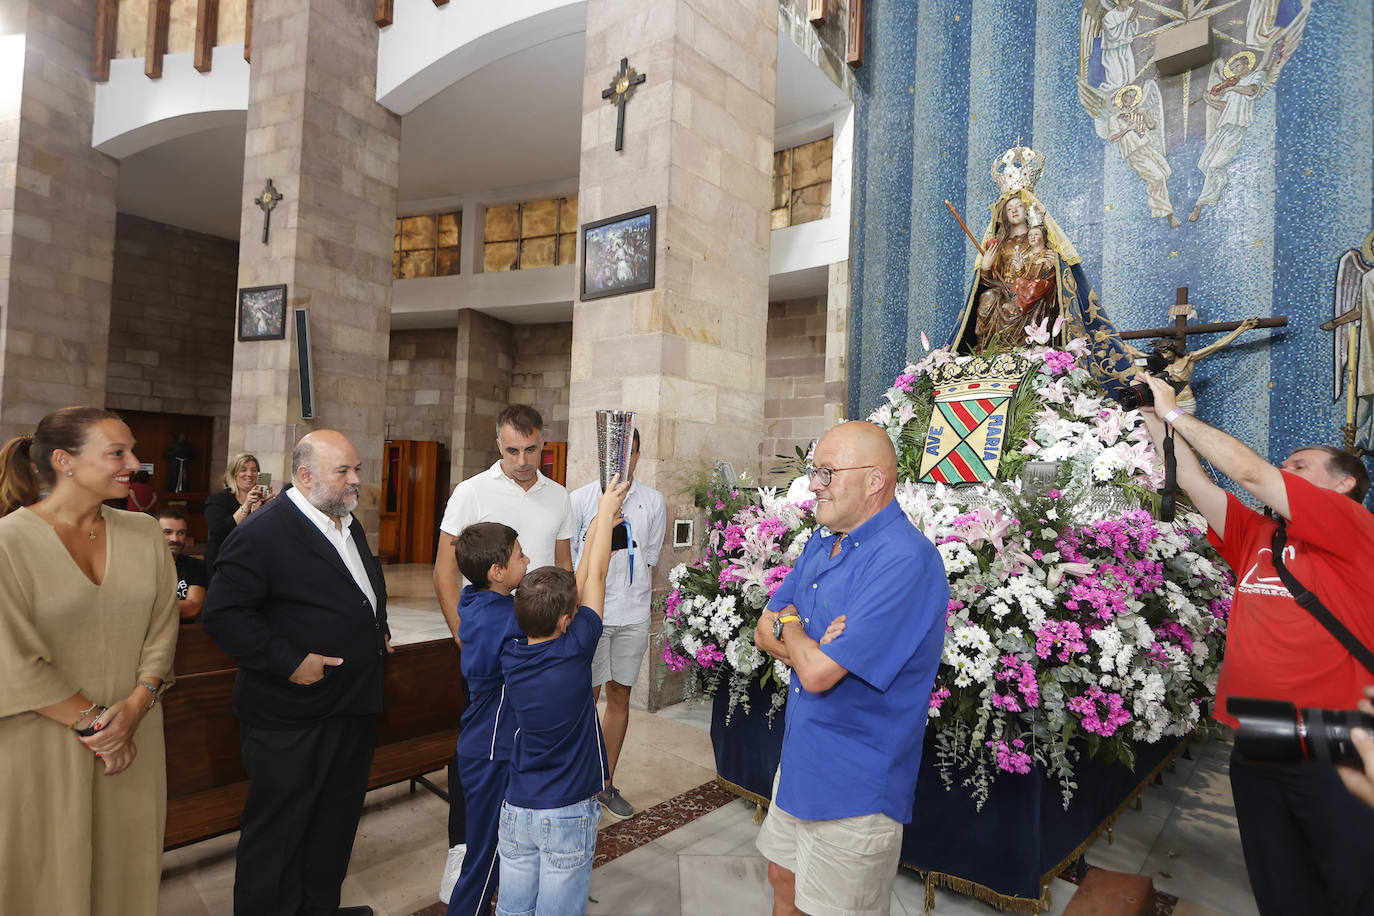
[1208,473,1374,728]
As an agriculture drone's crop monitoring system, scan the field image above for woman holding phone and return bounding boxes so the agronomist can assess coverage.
[203,452,271,579]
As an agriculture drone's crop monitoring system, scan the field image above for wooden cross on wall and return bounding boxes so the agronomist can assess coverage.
[602,57,646,152]
[253,178,284,244]
[1119,286,1288,350]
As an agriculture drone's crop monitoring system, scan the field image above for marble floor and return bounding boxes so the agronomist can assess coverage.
[159,565,1260,915]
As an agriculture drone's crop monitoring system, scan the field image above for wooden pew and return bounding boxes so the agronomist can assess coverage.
[163,624,462,850]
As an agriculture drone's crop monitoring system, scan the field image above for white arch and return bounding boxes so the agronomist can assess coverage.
[377,0,586,115]
[92,46,249,159]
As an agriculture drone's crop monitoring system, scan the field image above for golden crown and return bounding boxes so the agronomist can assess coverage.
[991,145,1046,196]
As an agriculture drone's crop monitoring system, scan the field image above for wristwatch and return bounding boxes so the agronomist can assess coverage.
[773,614,801,640]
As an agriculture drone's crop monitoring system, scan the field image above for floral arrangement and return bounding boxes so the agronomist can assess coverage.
[660,326,1234,808]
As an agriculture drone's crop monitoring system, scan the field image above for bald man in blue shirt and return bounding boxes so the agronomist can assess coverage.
[755,421,948,916]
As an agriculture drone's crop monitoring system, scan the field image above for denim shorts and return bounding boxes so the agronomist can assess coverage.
[495,796,601,916]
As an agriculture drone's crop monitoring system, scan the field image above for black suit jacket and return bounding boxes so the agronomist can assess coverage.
[201,494,389,728]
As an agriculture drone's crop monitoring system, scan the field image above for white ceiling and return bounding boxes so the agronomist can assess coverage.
[398,32,585,203]
[117,122,247,240]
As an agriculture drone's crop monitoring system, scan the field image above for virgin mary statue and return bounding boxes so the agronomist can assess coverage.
[949,146,1134,392]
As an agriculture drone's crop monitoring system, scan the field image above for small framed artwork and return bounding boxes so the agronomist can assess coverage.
[581,205,656,301]
[237,284,287,341]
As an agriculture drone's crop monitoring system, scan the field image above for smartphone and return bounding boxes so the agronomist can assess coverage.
[256,472,272,498]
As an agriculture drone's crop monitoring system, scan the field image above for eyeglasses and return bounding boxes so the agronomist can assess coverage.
[804,464,876,486]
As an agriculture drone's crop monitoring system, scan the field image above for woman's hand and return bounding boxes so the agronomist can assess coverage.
[243,487,265,513]
[78,694,146,755]
[97,738,137,776]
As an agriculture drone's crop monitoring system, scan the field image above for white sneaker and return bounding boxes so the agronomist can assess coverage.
[439,843,466,904]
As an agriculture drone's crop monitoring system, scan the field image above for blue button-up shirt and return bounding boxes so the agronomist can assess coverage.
[768,498,948,823]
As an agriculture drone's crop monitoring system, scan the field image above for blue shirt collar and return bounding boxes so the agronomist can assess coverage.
[819,498,905,550]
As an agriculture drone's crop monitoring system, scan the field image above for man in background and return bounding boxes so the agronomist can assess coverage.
[156,508,206,622]
[570,429,666,817]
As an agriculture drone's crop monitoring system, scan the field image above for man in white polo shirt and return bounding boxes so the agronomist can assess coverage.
[432,403,572,903]
[569,428,666,818]
[434,403,572,623]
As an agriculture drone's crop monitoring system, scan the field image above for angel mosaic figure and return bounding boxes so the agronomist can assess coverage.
[1331,233,1374,452]
[1105,82,1179,227]
[1190,51,1266,221]
[1077,0,1312,220]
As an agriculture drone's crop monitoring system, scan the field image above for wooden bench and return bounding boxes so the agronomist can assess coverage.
[163,624,462,849]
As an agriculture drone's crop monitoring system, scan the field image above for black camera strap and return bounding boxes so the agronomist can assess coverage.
[1270,518,1374,677]
[1160,426,1177,523]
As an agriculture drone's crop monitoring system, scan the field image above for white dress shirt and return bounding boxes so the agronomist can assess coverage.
[287,486,378,614]
[569,479,667,626]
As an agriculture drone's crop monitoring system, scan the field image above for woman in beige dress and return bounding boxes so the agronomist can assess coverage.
[0,406,179,915]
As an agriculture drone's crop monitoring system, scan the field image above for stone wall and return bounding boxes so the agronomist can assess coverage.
[106,213,237,464]
[0,0,120,441]
[764,294,827,483]
[386,328,455,443]
[510,322,572,446]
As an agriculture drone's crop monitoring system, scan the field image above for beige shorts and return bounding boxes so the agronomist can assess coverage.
[755,769,904,916]
[591,619,650,688]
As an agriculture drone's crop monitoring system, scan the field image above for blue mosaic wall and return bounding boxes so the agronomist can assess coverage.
[849,0,1374,469]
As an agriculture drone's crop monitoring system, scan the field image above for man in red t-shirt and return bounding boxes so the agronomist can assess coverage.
[1138,374,1374,915]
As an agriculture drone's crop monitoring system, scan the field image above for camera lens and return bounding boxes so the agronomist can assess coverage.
[1232,697,1307,764]
[1304,708,1374,767]
[1114,382,1153,411]
[1231,696,1374,766]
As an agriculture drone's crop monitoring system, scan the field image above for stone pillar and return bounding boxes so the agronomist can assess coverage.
[448,309,513,485]
[571,0,777,488]
[824,259,850,427]
[0,0,119,441]
[572,0,778,709]
[230,0,399,537]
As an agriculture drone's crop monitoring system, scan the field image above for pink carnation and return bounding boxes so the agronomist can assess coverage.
[662,644,688,672]
[764,565,792,597]
[695,643,724,668]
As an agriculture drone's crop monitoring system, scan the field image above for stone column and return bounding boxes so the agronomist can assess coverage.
[825,259,850,427]
[571,0,778,709]
[448,309,513,485]
[0,0,119,441]
[571,0,777,487]
[230,0,399,537]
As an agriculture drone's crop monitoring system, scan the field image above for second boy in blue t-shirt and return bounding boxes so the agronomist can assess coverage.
[496,477,630,916]
[446,522,528,916]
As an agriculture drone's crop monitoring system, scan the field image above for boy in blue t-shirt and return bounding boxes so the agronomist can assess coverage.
[496,477,630,916]
[445,522,529,916]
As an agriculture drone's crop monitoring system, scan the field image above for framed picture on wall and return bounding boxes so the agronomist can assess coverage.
[237,284,287,341]
[580,206,656,301]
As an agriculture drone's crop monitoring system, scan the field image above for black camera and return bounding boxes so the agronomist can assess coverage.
[1114,344,1187,411]
[1231,697,1374,766]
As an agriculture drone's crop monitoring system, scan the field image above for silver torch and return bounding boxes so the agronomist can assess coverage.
[595,409,636,491]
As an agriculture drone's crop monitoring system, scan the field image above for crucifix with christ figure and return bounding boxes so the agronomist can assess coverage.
[1118,286,1287,413]
[602,57,646,152]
